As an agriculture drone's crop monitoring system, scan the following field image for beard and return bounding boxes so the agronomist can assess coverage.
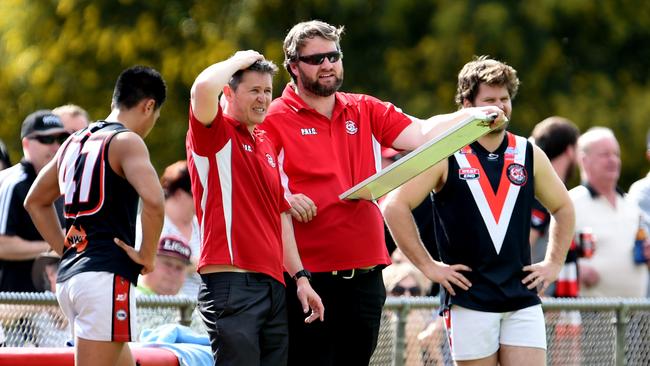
[298,66,344,97]
[488,119,510,135]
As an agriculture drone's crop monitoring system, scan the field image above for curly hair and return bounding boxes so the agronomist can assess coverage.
[455,55,519,107]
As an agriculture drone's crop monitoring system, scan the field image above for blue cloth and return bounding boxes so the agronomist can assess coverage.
[139,324,212,366]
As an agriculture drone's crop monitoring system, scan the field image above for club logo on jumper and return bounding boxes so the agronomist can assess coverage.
[301,128,317,136]
[242,144,252,152]
[65,224,88,253]
[459,146,473,155]
[116,310,127,321]
[506,163,527,185]
[345,120,358,135]
[487,153,499,160]
[458,167,480,180]
[265,153,276,168]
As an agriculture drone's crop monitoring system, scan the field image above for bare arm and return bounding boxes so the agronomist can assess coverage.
[190,50,264,124]
[0,236,51,260]
[281,212,324,323]
[24,158,66,256]
[522,145,575,292]
[382,160,472,295]
[110,132,165,275]
[392,106,506,151]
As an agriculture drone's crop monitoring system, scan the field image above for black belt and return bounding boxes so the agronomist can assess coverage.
[313,266,379,280]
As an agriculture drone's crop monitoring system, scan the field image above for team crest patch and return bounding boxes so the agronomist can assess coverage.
[265,153,276,168]
[458,167,480,180]
[506,163,527,185]
[345,120,358,135]
[116,309,127,321]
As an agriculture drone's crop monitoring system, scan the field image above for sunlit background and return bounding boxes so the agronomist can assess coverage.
[1,0,649,188]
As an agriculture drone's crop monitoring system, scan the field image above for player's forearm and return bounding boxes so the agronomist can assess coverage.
[419,111,468,143]
[22,200,65,256]
[545,202,575,265]
[281,213,305,275]
[383,201,436,269]
[0,235,52,260]
[139,197,165,263]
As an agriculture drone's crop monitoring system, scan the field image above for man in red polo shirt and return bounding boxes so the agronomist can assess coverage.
[262,20,506,366]
[187,50,324,366]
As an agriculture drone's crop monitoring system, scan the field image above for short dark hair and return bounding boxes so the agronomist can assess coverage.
[112,65,167,110]
[228,60,278,91]
[160,160,191,199]
[531,116,580,160]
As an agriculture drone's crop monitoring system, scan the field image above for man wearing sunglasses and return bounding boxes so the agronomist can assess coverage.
[262,20,506,366]
[0,110,67,292]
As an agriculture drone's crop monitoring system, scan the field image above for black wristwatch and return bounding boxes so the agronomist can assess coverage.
[293,269,312,281]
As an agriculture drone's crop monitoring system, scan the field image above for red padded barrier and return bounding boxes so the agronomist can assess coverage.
[0,346,179,366]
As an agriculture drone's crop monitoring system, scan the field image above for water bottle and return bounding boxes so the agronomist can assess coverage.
[633,227,648,264]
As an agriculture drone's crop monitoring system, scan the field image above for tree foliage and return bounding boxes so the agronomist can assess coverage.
[1,0,649,188]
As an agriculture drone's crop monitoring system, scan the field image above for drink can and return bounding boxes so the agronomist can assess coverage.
[578,228,595,258]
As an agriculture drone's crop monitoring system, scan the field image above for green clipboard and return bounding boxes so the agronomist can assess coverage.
[339,113,498,201]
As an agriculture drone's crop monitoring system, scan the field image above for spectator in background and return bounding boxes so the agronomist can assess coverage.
[571,127,650,297]
[31,251,60,292]
[0,139,11,170]
[27,105,89,296]
[383,262,437,366]
[529,116,581,295]
[0,110,67,292]
[137,160,201,298]
[629,129,650,234]
[52,104,90,133]
[137,235,192,296]
[628,129,650,296]
[529,117,583,366]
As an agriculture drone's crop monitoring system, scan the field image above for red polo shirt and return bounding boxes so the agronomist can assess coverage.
[262,84,412,272]
[186,104,289,284]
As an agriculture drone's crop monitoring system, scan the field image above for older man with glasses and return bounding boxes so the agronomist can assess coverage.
[0,110,67,292]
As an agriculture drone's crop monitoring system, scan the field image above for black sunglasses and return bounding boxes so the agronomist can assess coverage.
[297,51,343,65]
[390,285,422,297]
[30,134,70,145]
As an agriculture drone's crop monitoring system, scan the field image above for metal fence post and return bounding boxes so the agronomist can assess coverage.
[614,304,629,366]
[393,299,409,366]
[179,303,194,326]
